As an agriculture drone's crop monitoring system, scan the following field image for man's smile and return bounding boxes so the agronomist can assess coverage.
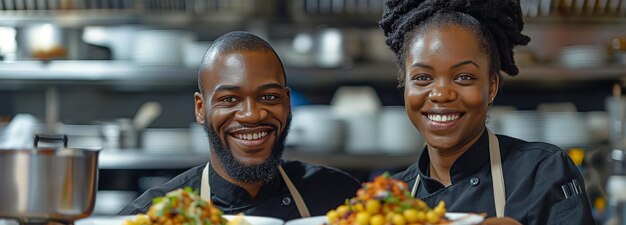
[227,127,275,149]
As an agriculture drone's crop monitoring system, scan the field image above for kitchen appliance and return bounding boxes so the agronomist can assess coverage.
[100,101,161,150]
[0,135,101,225]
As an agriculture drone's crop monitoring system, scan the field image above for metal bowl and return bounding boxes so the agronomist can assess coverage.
[0,135,101,224]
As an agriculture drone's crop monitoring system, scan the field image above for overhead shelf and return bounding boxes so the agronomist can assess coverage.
[512,64,626,81]
[0,12,254,27]
[0,60,198,88]
[0,60,623,88]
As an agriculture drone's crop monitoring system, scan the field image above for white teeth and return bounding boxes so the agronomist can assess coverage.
[234,131,268,140]
[427,114,460,122]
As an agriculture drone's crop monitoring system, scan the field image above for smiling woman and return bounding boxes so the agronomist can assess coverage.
[379,0,596,225]
[403,24,496,161]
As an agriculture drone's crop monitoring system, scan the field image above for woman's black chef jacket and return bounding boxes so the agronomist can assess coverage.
[118,160,360,221]
[394,130,596,225]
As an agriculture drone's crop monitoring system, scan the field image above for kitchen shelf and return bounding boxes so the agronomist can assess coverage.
[99,150,210,169]
[0,60,197,83]
[0,11,255,27]
[98,149,417,170]
[0,61,624,89]
[512,64,626,81]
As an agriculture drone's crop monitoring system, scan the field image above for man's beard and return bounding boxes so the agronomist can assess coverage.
[203,114,291,183]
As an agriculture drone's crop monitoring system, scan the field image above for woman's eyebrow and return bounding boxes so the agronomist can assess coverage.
[451,60,480,69]
[410,62,434,70]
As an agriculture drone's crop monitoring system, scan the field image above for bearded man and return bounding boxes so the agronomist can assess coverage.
[119,31,360,221]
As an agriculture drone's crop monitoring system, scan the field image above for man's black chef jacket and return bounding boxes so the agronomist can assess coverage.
[118,160,360,221]
[394,130,596,225]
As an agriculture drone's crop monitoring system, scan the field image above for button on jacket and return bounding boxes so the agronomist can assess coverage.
[119,160,360,221]
[394,130,596,225]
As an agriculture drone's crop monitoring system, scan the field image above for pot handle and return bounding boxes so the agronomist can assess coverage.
[34,134,68,148]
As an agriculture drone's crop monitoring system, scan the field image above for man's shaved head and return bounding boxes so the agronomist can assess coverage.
[198,31,286,92]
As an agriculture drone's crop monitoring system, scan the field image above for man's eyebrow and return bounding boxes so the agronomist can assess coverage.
[214,84,240,92]
[258,83,284,91]
[451,60,480,69]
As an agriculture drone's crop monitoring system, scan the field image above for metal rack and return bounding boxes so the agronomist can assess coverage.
[0,61,623,89]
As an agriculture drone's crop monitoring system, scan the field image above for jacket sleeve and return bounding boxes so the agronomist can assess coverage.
[117,188,165,215]
[528,150,596,225]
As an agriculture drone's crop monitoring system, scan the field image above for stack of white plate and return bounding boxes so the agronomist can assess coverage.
[377,106,423,154]
[543,112,590,148]
[331,86,381,154]
[183,41,213,68]
[559,45,607,69]
[133,30,195,66]
[189,123,210,153]
[288,105,345,152]
[141,128,191,153]
[586,111,609,145]
[499,110,544,142]
[486,106,518,134]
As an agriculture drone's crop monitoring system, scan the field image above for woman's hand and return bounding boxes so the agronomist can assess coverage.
[480,217,522,225]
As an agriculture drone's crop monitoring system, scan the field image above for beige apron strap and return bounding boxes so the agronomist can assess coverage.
[202,162,310,217]
[201,162,211,201]
[413,130,506,217]
[411,175,420,198]
[278,165,311,218]
[487,129,506,218]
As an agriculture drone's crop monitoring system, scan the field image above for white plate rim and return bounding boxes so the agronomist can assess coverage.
[76,214,284,225]
[285,212,485,225]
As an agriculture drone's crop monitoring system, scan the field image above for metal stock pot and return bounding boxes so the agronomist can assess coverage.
[0,135,101,225]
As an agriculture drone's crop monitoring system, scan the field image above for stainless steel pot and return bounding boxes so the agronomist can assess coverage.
[0,135,101,225]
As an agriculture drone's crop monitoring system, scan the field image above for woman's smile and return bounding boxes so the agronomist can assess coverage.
[423,112,464,131]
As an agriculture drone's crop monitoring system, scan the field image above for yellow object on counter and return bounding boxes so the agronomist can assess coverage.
[594,197,606,213]
[567,148,585,167]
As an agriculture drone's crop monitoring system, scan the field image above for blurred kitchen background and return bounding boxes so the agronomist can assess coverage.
[0,0,625,223]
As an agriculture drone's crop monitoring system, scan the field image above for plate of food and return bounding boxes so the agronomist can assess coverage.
[286,173,485,225]
[76,187,283,225]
